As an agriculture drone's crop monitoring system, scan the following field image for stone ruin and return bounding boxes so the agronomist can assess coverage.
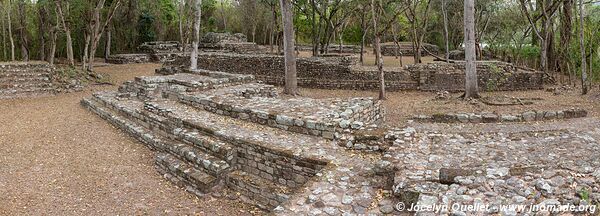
[198,32,261,54]
[81,67,388,212]
[0,62,56,98]
[380,42,440,56]
[106,33,261,64]
[84,54,599,215]
[158,52,544,92]
[106,41,186,64]
[296,44,363,54]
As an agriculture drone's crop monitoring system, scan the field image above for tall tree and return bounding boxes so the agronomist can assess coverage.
[190,0,202,70]
[16,0,28,61]
[578,0,587,94]
[405,0,432,64]
[371,0,384,100]
[464,0,479,98]
[279,0,298,95]
[441,0,449,62]
[85,0,122,71]
[55,0,74,66]
[519,0,561,73]
[6,0,14,61]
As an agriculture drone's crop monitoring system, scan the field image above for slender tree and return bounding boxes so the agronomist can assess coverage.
[464,0,479,98]
[85,0,122,71]
[279,0,298,95]
[371,0,385,100]
[579,0,587,94]
[190,0,202,70]
[442,0,449,62]
[7,0,15,61]
[17,0,28,61]
[55,0,74,66]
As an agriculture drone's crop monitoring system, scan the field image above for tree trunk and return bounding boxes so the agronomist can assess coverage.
[56,0,74,66]
[220,0,227,31]
[87,0,121,71]
[82,32,90,71]
[49,28,57,65]
[442,0,450,62]
[559,0,573,77]
[6,0,14,61]
[17,0,28,61]
[179,0,185,51]
[359,9,368,64]
[2,2,7,61]
[579,0,587,94]
[310,0,318,56]
[105,26,111,60]
[371,0,385,100]
[464,0,479,98]
[279,0,298,95]
[38,6,47,62]
[190,0,202,70]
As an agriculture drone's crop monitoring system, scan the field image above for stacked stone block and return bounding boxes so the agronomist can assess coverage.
[82,68,383,210]
[0,62,56,98]
[158,53,544,92]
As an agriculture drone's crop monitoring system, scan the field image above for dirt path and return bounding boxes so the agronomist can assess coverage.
[0,64,253,215]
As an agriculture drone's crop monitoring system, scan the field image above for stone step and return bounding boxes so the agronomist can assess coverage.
[0,76,50,83]
[180,131,236,162]
[0,82,53,89]
[83,96,232,177]
[226,170,291,210]
[0,69,52,76]
[177,84,382,139]
[166,141,231,176]
[0,87,55,96]
[156,152,219,194]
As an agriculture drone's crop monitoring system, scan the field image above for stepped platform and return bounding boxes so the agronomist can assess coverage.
[82,69,388,212]
[0,62,56,99]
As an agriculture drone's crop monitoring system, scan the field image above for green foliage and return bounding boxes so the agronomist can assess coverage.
[137,11,157,43]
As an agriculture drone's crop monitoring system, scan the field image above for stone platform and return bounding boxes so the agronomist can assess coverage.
[158,53,544,92]
[0,62,56,99]
[81,69,387,212]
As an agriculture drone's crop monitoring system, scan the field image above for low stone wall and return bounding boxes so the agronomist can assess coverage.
[412,108,588,123]
[381,42,440,56]
[159,53,544,92]
[138,41,183,54]
[106,54,152,64]
[296,44,363,54]
[407,61,544,91]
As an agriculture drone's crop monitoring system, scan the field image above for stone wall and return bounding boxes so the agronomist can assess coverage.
[407,61,544,91]
[0,62,56,98]
[381,42,440,56]
[106,54,152,64]
[412,108,588,123]
[138,41,183,54]
[159,53,544,92]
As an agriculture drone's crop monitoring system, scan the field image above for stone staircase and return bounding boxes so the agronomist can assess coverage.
[0,62,55,98]
[81,69,384,210]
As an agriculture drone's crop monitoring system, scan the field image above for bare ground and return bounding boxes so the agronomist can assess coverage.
[0,64,257,215]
